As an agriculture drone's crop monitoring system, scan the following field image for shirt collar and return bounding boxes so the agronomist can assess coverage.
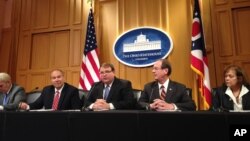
[54,84,65,93]
[158,79,169,90]
[6,84,13,94]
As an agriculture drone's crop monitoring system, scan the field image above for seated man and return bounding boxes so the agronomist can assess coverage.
[138,59,196,111]
[84,63,135,110]
[0,72,26,111]
[19,69,82,110]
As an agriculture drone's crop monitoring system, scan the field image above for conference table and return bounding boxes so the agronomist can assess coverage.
[0,110,249,141]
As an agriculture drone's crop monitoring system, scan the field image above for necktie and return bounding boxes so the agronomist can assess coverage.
[52,91,60,110]
[104,85,110,100]
[3,94,8,105]
[160,85,166,100]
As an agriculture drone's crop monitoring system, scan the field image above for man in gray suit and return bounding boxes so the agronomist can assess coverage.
[138,59,196,111]
[0,72,26,111]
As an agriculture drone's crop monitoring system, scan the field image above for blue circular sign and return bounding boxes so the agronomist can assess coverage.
[113,27,173,67]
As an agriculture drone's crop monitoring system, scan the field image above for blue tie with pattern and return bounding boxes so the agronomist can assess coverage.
[3,94,8,105]
[104,85,110,100]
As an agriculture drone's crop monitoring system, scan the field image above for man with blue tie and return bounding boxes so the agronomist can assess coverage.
[138,59,196,111]
[0,72,26,111]
[85,63,135,110]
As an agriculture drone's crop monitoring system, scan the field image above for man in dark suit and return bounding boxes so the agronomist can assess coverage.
[0,72,26,111]
[84,63,135,110]
[138,59,196,111]
[19,69,82,110]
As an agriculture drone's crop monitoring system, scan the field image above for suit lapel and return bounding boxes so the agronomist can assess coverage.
[151,80,174,101]
[151,82,160,100]
[166,81,174,101]
[58,84,67,108]
[105,78,118,101]
[6,84,16,104]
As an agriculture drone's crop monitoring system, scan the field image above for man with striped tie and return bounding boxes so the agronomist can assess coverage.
[138,59,196,111]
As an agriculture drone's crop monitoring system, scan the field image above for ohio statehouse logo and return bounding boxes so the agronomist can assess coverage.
[113,27,173,67]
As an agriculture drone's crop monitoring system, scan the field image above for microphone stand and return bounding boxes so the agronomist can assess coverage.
[81,82,98,111]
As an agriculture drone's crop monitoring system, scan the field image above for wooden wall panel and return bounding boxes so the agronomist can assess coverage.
[211,0,250,85]
[0,0,4,42]
[21,0,31,31]
[167,0,194,87]
[31,33,50,69]
[233,0,249,3]
[215,0,228,5]
[70,29,82,67]
[16,74,27,90]
[233,7,250,55]
[0,29,11,72]
[53,31,70,67]
[98,1,118,66]
[138,0,162,26]
[15,0,83,91]
[27,73,47,91]
[53,0,70,27]
[17,33,31,70]
[217,10,233,57]
[72,0,82,25]
[240,61,250,81]
[32,0,50,29]
[68,70,81,88]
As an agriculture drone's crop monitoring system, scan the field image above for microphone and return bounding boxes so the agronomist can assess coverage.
[34,87,39,91]
[27,87,39,94]
[81,82,99,111]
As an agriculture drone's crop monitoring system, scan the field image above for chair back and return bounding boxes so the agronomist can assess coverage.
[79,89,88,105]
[133,89,142,101]
[26,91,42,104]
[186,88,192,98]
[211,88,217,97]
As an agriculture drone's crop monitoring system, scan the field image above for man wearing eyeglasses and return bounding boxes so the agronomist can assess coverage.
[84,63,135,111]
[0,72,26,111]
[138,59,196,111]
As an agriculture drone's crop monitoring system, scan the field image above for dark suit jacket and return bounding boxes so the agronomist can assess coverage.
[86,77,135,109]
[138,80,196,111]
[212,85,250,111]
[29,83,81,110]
[0,84,26,111]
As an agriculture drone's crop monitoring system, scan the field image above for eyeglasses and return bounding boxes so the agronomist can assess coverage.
[100,70,113,75]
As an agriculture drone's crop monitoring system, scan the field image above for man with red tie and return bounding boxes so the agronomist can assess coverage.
[138,59,196,111]
[19,69,82,110]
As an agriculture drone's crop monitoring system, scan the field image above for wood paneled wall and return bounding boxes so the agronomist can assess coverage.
[210,0,250,85]
[1,0,250,109]
[93,0,215,108]
[1,0,216,109]
[16,0,85,91]
[95,0,197,89]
